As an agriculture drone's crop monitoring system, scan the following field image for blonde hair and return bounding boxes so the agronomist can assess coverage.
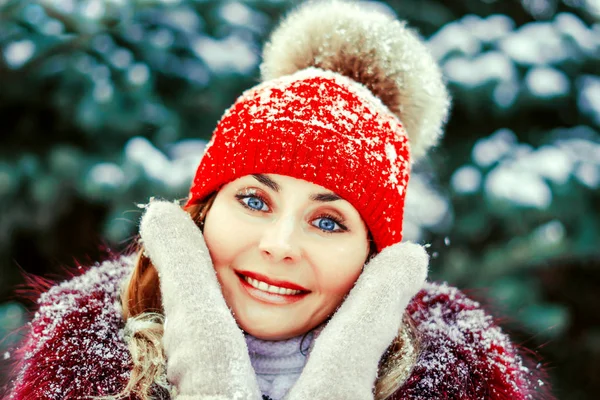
[110,194,420,400]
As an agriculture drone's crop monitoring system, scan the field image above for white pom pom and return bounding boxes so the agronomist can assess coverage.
[261,0,451,161]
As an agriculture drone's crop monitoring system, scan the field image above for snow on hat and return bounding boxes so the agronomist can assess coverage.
[186,0,450,251]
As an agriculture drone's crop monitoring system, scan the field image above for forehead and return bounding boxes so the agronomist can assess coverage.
[229,174,338,194]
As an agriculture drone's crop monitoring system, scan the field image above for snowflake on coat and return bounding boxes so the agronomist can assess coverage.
[3,255,552,400]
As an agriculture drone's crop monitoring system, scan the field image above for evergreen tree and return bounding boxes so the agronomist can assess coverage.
[1,1,598,398]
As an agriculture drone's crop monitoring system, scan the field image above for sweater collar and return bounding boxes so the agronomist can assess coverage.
[244,331,315,375]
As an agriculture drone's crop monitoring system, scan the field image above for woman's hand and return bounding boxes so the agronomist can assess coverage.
[284,241,429,400]
[139,200,262,400]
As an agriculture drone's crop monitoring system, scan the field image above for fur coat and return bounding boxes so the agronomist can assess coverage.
[3,254,553,399]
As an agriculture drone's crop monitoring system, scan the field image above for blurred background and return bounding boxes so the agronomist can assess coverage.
[0,0,598,398]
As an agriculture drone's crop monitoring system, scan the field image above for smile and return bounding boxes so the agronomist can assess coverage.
[236,272,310,305]
[242,275,304,295]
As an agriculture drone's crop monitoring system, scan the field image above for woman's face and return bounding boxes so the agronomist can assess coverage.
[203,173,370,340]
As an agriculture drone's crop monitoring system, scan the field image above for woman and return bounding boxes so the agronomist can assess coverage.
[5,1,553,399]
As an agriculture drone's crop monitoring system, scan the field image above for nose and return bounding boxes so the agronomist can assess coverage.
[258,215,302,263]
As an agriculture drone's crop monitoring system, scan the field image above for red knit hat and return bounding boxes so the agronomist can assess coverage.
[186,0,450,252]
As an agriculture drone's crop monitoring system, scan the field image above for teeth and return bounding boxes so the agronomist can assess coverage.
[243,276,302,295]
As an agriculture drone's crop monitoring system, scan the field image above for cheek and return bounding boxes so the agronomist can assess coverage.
[202,202,248,267]
[313,240,367,298]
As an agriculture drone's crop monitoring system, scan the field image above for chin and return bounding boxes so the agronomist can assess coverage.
[239,320,303,341]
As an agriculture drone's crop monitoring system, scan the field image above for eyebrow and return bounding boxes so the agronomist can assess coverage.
[252,174,342,202]
[310,193,342,202]
[252,174,281,192]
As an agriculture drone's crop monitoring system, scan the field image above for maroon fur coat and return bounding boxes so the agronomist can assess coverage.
[3,255,553,399]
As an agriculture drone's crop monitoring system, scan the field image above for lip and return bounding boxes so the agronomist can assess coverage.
[235,270,310,292]
[237,274,310,305]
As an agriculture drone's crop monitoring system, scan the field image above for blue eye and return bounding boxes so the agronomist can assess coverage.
[241,195,268,211]
[235,191,347,234]
[313,216,341,232]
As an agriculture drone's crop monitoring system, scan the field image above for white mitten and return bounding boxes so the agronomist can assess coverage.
[284,241,428,400]
[139,200,262,400]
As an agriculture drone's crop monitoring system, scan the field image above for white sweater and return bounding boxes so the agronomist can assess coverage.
[245,331,315,400]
